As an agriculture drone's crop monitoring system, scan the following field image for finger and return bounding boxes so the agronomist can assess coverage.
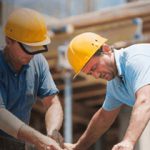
[59,134,64,143]
[64,148,70,150]
[112,145,119,150]
[49,145,58,150]
[51,131,61,144]
[46,147,51,150]
[52,132,64,148]
[58,134,64,148]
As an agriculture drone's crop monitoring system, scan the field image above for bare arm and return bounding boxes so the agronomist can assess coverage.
[73,106,121,150]
[18,124,63,150]
[42,95,63,135]
[0,108,25,138]
[42,95,64,147]
[112,85,150,150]
[0,108,62,150]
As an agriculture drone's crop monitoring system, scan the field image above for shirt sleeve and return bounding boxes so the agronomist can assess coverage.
[102,81,123,111]
[37,55,59,98]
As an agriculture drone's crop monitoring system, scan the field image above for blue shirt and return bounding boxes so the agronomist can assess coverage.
[102,44,150,111]
[0,50,58,137]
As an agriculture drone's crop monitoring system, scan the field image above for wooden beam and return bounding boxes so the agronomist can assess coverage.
[83,98,104,107]
[73,103,97,121]
[73,89,106,101]
[73,115,89,125]
[57,78,106,91]
[47,1,150,29]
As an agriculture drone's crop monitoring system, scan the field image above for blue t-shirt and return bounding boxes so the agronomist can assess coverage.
[102,44,150,111]
[0,50,58,137]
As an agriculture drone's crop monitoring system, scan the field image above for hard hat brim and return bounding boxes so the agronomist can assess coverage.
[21,35,51,46]
[73,72,80,79]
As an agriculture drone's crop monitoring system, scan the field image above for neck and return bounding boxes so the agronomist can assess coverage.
[4,47,22,72]
[111,51,118,76]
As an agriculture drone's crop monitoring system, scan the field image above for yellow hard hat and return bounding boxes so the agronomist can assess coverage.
[67,32,107,77]
[4,8,50,46]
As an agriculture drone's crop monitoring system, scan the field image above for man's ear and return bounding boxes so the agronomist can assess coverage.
[102,44,111,53]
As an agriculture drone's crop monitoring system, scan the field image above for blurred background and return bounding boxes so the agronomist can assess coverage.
[0,0,150,149]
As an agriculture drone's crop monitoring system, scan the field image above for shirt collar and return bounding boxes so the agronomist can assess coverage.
[114,49,124,77]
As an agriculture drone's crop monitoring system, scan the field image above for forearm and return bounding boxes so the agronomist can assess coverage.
[0,108,25,138]
[45,98,63,135]
[18,124,63,150]
[0,108,46,146]
[17,124,39,143]
[17,124,46,145]
[76,109,116,150]
[123,98,150,145]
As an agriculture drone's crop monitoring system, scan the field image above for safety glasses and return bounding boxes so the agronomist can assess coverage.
[18,42,48,55]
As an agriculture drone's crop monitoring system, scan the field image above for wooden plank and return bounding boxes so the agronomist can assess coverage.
[73,103,97,119]
[57,78,106,91]
[73,115,89,125]
[47,1,150,29]
[73,88,106,101]
[112,34,150,49]
[84,98,104,107]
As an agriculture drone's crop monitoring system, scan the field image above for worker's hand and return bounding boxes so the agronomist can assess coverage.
[36,134,63,150]
[112,140,134,150]
[48,129,64,148]
[64,143,77,150]
[17,124,63,150]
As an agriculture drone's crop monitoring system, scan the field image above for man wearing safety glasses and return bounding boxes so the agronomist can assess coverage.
[0,8,64,150]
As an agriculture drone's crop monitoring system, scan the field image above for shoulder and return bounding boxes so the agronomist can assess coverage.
[121,44,150,71]
[124,44,150,60]
[29,54,50,75]
[31,54,48,67]
[32,54,47,62]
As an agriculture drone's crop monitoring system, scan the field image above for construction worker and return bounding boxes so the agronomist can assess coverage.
[65,32,150,150]
[0,8,64,150]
